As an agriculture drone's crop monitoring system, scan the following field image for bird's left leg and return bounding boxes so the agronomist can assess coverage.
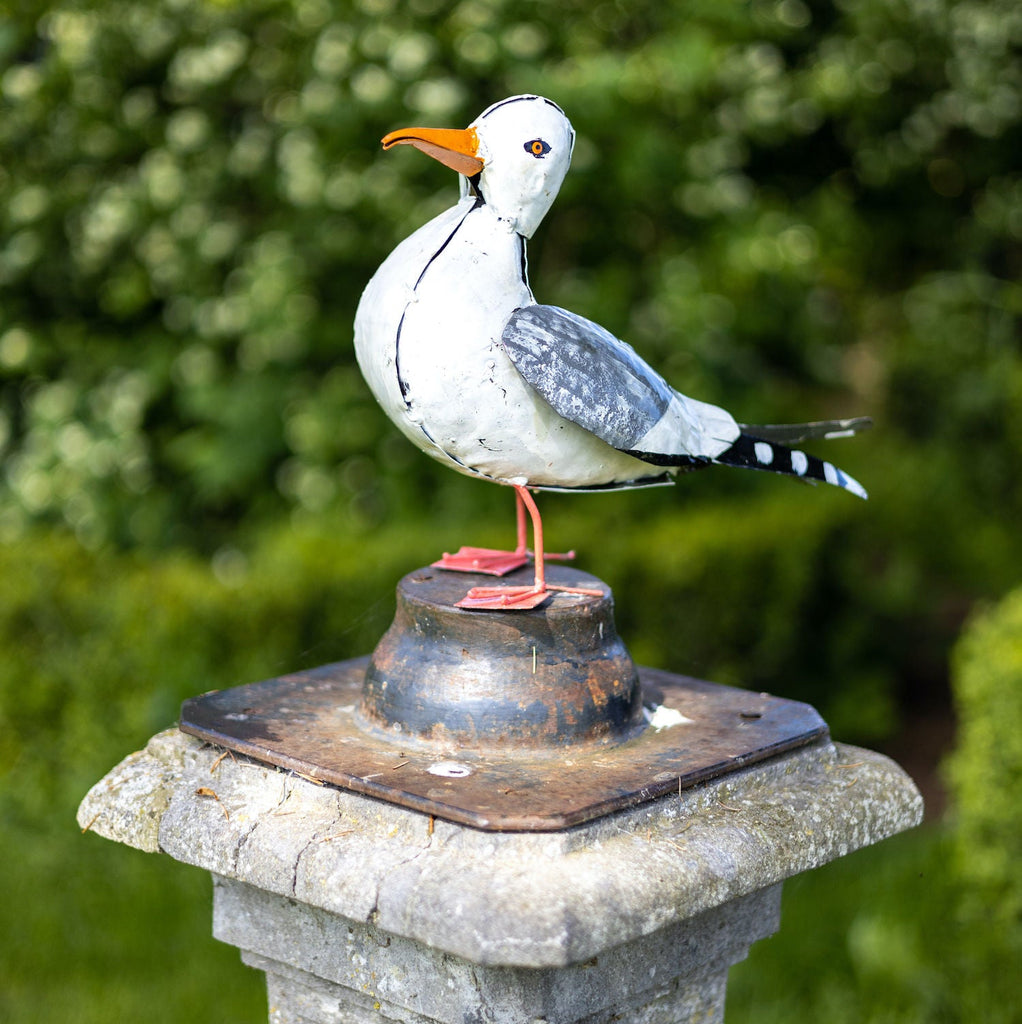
[431,489,531,576]
[432,489,574,576]
[455,486,603,610]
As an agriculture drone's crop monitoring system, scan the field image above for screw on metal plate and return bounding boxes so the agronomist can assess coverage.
[180,566,828,831]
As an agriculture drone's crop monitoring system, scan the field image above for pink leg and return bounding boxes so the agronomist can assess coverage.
[456,486,603,610]
[431,491,529,576]
[528,487,575,565]
[432,490,574,577]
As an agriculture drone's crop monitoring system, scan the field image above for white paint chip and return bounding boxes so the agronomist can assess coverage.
[643,704,693,730]
[428,762,474,778]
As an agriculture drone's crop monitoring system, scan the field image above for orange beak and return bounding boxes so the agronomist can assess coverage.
[381,126,484,177]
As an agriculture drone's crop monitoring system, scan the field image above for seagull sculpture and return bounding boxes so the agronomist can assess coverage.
[355,95,868,610]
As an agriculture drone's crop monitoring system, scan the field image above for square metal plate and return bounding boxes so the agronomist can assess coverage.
[180,658,828,831]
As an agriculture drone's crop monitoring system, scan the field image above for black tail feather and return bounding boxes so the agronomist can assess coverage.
[715,434,868,499]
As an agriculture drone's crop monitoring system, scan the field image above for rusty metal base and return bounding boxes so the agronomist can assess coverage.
[179,660,827,831]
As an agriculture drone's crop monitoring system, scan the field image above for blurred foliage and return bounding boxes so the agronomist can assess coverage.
[0,522,461,843]
[1,0,1019,550]
[0,0,1018,728]
[1,0,1021,1019]
[946,587,1022,935]
[0,525,413,1022]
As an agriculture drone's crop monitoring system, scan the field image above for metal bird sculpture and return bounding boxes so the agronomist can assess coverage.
[354,95,868,610]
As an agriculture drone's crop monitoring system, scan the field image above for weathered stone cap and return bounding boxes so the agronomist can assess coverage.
[78,728,922,968]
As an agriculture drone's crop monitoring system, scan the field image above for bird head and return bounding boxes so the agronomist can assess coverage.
[382,94,575,238]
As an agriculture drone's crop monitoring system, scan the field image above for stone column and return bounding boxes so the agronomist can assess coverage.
[79,726,921,1024]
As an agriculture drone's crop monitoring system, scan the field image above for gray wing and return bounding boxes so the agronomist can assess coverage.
[501,305,674,451]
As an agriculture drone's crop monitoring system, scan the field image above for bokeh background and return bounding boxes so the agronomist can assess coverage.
[1,0,1020,1020]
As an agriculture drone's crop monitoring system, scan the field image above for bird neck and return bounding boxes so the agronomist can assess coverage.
[461,171,549,239]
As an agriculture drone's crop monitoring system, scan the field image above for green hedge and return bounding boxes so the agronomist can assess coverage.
[0,526,421,1023]
[0,524,426,820]
[946,587,1022,934]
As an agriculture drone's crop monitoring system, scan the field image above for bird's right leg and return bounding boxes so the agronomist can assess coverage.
[455,486,602,610]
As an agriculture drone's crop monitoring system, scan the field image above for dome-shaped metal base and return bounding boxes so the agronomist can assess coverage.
[358,565,643,751]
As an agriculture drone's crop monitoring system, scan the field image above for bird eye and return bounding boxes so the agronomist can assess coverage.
[525,139,551,158]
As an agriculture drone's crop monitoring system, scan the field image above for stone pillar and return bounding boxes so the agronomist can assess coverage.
[78,726,922,1024]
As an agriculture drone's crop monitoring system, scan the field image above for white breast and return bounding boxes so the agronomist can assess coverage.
[354,200,476,436]
[355,200,655,488]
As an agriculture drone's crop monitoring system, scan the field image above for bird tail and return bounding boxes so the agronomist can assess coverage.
[714,432,868,499]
